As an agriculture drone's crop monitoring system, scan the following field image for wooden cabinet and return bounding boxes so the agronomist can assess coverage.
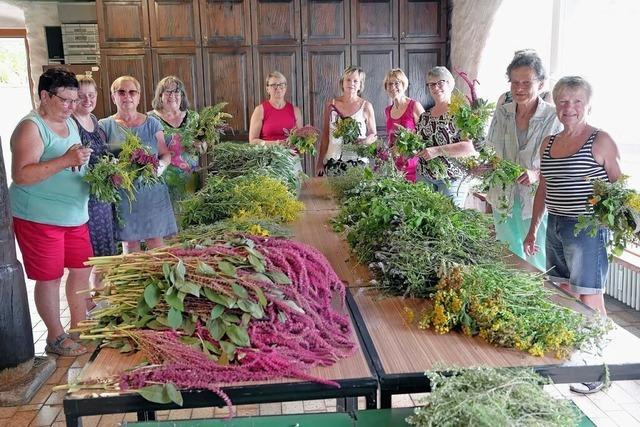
[351,0,398,44]
[203,47,254,134]
[97,0,150,48]
[302,0,350,44]
[148,0,201,47]
[400,43,446,108]
[200,0,251,46]
[399,0,447,43]
[152,47,204,109]
[100,48,154,115]
[251,0,302,45]
[253,46,303,108]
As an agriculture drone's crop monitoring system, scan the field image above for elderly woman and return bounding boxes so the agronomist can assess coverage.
[524,76,621,394]
[316,66,377,175]
[148,76,201,207]
[249,71,302,145]
[10,68,92,356]
[416,66,477,207]
[384,68,425,182]
[99,76,177,253]
[485,51,562,271]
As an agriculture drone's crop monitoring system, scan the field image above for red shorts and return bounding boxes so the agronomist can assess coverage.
[13,217,94,281]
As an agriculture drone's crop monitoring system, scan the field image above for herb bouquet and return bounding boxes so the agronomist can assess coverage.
[449,69,495,145]
[576,176,640,256]
[196,102,233,149]
[394,125,448,181]
[285,125,319,155]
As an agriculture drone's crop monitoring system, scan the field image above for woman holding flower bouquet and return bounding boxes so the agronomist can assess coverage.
[99,76,177,253]
[148,76,202,208]
[416,66,477,207]
[485,50,562,271]
[316,66,377,175]
[384,68,425,182]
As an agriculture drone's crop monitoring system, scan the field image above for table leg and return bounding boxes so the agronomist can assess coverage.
[380,392,392,409]
[365,392,377,409]
[137,410,156,421]
[65,415,80,427]
[336,397,357,412]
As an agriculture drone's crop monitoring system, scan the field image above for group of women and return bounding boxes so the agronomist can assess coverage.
[9,55,623,388]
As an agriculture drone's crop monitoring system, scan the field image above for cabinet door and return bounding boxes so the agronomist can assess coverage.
[301,0,349,44]
[350,0,397,44]
[351,44,398,133]
[148,0,201,47]
[200,0,251,46]
[203,47,254,135]
[400,43,446,109]
[100,49,154,115]
[97,0,150,48]
[251,0,302,45]
[253,46,302,110]
[152,48,204,109]
[399,0,448,43]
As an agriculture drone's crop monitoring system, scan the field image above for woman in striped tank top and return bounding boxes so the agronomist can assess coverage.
[524,76,622,316]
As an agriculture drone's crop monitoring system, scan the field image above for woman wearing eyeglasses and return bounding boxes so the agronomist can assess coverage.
[416,66,477,207]
[99,75,177,253]
[485,50,561,271]
[249,71,302,146]
[148,76,201,209]
[384,68,425,182]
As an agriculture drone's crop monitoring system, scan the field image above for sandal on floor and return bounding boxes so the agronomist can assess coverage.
[45,333,88,357]
[569,381,604,394]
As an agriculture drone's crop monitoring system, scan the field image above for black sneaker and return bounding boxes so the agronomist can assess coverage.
[569,382,604,394]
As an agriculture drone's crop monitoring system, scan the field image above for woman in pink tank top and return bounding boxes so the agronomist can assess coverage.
[383,69,424,182]
[249,71,302,145]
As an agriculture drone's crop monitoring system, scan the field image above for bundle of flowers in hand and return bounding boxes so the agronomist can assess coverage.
[394,125,448,181]
[576,175,640,256]
[333,116,361,147]
[118,131,162,187]
[449,68,495,146]
[285,125,320,155]
[196,102,233,149]
[84,155,135,204]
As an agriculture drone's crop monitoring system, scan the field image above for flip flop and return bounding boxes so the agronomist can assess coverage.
[45,333,88,357]
[569,382,604,394]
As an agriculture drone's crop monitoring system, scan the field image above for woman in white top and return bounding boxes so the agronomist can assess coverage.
[316,66,377,175]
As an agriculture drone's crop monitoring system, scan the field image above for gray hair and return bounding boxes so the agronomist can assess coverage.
[552,76,593,104]
[506,49,547,81]
[152,75,190,111]
[427,66,455,87]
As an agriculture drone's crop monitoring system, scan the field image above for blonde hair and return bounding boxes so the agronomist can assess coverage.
[110,75,141,93]
[383,68,409,90]
[339,66,366,96]
[77,75,97,90]
[265,71,287,86]
[552,76,593,104]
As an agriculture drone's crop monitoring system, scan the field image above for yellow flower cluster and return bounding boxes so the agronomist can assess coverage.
[627,193,640,213]
[231,176,304,223]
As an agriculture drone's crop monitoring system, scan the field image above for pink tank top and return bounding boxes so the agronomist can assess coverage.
[385,99,419,182]
[260,101,296,141]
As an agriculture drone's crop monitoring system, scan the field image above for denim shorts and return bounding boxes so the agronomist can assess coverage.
[546,214,609,295]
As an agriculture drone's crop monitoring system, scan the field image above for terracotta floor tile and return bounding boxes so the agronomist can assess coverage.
[44,390,66,406]
[45,367,70,386]
[17,404,43,412]
[28,386,53,405]
[0,406,18,419]
[28,404,61,426]
[8,409,38,427]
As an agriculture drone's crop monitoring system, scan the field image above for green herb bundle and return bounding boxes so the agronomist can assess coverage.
[196,102,233,148]
[84,155,135,204]
[393,125,427,156]
[407,367,580,427]
[332,116,361,146]
[285,126,319,155]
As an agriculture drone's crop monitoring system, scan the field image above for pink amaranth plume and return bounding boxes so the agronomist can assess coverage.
[454,67,480,105]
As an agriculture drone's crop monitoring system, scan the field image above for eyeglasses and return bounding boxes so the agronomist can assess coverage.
[49,92,79,106]
[386,81,403,88]
[163,88,181,96]
[267,83,287,89]
[78,93,97,100]
[509,80,538,88]
[115,89,140,97]
[426,80,447,89]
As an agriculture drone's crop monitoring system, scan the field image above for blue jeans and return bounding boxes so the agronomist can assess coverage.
[546,214,609,295]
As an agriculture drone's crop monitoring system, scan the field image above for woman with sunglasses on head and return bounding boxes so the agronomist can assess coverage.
[148,76,202,209]
[99,75,177,253]
[384,68,425,182]
[416,66,477,207]
[249,71,302,146]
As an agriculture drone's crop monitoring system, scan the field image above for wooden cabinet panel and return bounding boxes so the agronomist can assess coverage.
[251,0,301,45]
[351,0,397,44]
[302,0,349,44]
[148,0,201,47]
[400,43,446,109]
[97,0,150,48]
[351,44,397,132]
[203,47,254,135]
[100,49,154,115]
[253,46,302,110]
[152,48,204,109]
[200,0,251,46]
[399,0,447,43]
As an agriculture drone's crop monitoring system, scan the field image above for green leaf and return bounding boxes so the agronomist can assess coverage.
[277,311,287,323]
[134,314,154,328]
[176,281,201,298]
[283,300,305,314]
[167,307,183,329]
[218,260,237,277]
[203,288,235,308]
[180,336,200,346]
[267,270,291,285]
[182,316,196,336]
[210,304,225,320]
[219,340,236,360]
[247,254,265,272]
[254,287,268,307]
[146,319,167,330]
[175,259,187,282]
[247,273,273,285]
[137,297,151,316]
[202,340,220,356]
[162,263,172,282]
[222,312,241,324]
[207,318,225,340]
[165,287,185,311]
[137,384,171,404]
[231,283,249,299]
[226,324,250,347]
[241,312,252,326]
[196,261,217,276]
[143,283,161,309]
[236,298,252,313]
[165,383,183,406]
[119,342,133,353]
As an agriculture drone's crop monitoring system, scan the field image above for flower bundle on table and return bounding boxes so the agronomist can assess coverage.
[576,175,640,256]
[285,125,320,155]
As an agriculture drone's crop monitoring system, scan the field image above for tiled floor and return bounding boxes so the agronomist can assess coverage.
[2,278,640,426]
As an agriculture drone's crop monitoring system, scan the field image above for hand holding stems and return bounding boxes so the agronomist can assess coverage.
[517,169,539,186]
[418,145,442,161]
[66,143,92,172]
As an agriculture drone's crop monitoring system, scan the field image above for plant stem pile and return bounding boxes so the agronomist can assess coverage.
[576,175,640,256]
[406,367,580,427]
[66,235,355,416]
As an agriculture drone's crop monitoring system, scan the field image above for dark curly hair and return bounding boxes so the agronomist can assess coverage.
[38,68,79,97]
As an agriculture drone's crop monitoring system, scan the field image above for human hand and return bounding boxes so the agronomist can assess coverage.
[157,159,169,177]
[523,230,539,256]
[418,147,436,161]
[65,144,92,171]
[517,169,539,186]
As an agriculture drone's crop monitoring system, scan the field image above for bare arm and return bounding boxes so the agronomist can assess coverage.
[293,106,303,129]
[316,101,333,174]
[413,101,425,125]
[156,130,171,164]
[523,136,550,256]
[592,130,622,183]
[11,120,91,186]
[419,139,477,160]
[361,101,377,145]
[248,105,266,145]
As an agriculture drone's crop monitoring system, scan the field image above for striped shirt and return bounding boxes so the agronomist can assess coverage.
[541,129,608,217]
